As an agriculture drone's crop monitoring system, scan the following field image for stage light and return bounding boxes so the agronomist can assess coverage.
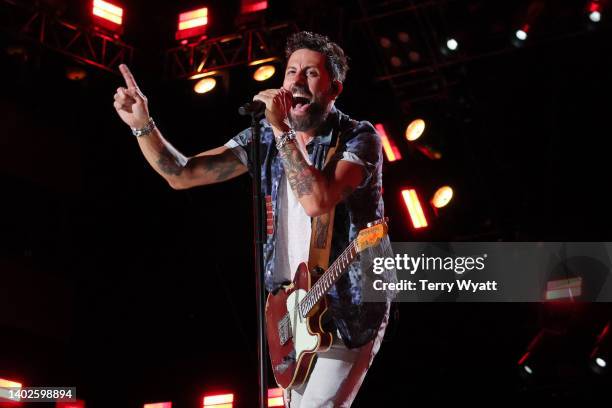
[515,29,527,40]
[249,58,279,81]
[194,77,216,94]
[92,0,123,25]
[179,8,208,30]
[518,353,535,376]
[92,0,124,34]
[0,379,23,388]
[446,38,458,51]
[515,23,529,41]
[176,7,208,41]
[517,329,562,380]
[0,378,22,402]
[512,24,530,48]
[379,37,392,48]
[513,1,545,46]
[432,186,453,209]
[267,388,283,407]
[405,119,425,141]
[588,1,602,22]
[203,393,233,408]
[66,66,87,81]
[253,65,275,81]
[408,51,421,63]
[236,0,268,26]
[401,189,428,229]
[241,0,268,14]
[143,403,172,408]
[397,32,410,43]
[374,123,402,162]
[590,322,610,375]
[390,56,402,67]
[440,37,459,56]
[545,277,582,300]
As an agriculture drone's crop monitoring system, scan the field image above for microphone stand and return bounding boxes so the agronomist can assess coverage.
[239,107,268,408]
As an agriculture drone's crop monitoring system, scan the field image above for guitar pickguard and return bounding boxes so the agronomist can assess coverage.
[286,289,320,355]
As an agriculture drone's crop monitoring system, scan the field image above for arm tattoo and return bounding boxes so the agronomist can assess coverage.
[157,149,184,176]
[158,145,242,182]
[278,141,316,198]
[201,153,242,182]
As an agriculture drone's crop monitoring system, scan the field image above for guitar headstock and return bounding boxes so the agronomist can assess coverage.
[355,218,389,252]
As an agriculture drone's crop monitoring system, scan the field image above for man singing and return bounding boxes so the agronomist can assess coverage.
[113,31,396,408]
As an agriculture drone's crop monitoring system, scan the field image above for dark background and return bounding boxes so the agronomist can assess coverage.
[1,0,612,406]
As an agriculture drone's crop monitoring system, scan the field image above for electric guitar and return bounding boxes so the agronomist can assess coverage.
[265,218,389,390]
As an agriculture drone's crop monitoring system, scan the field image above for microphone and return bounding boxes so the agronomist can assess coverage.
[239,100,265,116]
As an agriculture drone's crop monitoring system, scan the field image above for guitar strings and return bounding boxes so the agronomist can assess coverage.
[299,240,357,316]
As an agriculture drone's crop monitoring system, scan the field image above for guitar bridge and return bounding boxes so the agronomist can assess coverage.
[278,313,293,346]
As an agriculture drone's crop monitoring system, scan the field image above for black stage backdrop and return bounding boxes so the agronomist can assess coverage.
[1,0,612,405]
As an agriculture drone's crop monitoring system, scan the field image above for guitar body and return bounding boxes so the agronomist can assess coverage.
[265,262,334,390]
[264,218,389,390]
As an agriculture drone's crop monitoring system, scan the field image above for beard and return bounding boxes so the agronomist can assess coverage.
[288,85,331,132]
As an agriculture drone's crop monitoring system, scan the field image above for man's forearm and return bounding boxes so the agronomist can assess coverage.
[133,128,247,189]
[278,140,330,215]
[134,127,188,183]
[276,135,361,216]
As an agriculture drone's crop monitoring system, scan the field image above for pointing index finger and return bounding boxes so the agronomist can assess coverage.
[119,64,139,89]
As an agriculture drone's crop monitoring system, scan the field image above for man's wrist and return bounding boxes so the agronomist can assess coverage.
[131,117,155,137]
[272,122,292,136]
[276,128,297,150]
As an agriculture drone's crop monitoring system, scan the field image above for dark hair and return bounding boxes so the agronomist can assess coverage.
[285,31,349,83]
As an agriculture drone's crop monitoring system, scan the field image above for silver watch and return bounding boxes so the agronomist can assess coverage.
[131,117,156,137]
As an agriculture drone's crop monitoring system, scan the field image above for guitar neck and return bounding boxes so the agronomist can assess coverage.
[299,240,358,317]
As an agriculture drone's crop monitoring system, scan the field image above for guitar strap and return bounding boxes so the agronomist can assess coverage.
[307,132,341,273]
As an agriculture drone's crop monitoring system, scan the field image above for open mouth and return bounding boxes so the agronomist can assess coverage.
[292,95,312,110]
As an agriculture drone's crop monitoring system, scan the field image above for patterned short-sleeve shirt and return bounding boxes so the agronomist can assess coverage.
[225,107,397,349]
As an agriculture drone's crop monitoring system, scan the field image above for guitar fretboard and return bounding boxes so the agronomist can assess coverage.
[299,240,358,318]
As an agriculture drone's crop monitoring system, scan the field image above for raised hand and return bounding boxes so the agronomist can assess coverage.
[253,88,293,133]
[113,64,150,129]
